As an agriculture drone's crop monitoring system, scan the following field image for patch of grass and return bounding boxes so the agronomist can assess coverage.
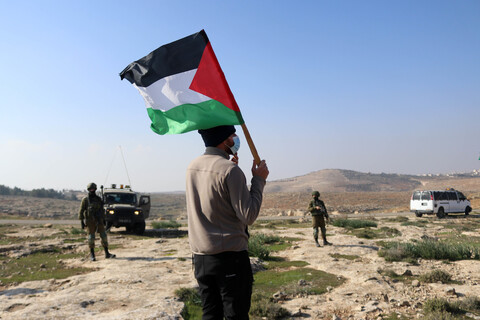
[151,220,182,229]
[331,218,377,229]
[250,292,290,319]
[63,238,85,243]
[419,269,455,284]
[377,268,409,281]
[248,234,298,260]
[423,298,462,315]
[255,219,310,230]
[442,221,480,232]
[70,228,86,235]
[381,312,410,320]
[378,239,480,262]
[401,219,429,227]
[264,260,309,270]
[162,249,177,256]
[175,287,202,320]
[329,253,360,260]
[253,267,344,297]
[458,296,480,313]
[385,216,409,223]
[349,227,401,239]
[0,250,91,285]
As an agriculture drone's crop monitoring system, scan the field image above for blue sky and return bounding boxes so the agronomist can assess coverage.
[0,0,479,192]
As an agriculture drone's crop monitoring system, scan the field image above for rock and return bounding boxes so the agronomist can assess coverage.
[292,309,303,316]
[399,301,411,307]
[326,286,333,292]
[403,269,413,276]
[249,257,265,274]
[43,224,53,228]
[80,300,94,308]
[273,291,287,301]
[445,287,457,296]
[332,315,341,320]
[411,280,420,287]
[361,300,380,313]
[381,293,389,302]
[298,279,307,286]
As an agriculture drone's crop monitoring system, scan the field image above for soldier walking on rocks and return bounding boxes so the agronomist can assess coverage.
[78,182,115,261]
[308,191,332,247]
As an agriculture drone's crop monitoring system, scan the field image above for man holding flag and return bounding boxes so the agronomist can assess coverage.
[120,30,269,318]
[187,125,268,319]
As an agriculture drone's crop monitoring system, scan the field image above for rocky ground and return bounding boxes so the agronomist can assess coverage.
[1,213,479,320]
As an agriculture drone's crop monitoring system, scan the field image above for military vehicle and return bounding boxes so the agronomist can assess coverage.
[101,184,151,235]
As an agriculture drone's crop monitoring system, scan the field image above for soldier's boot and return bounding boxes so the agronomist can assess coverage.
[90,248,96,261]
[323,236,332,246]
[314,237,320,247]
[104,247,116,259]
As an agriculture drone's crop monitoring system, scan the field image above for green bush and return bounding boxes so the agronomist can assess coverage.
[423,298,461,315]
[151,220,181,229]
[248,234,272,260]
[70,228,85,235]
[331,218,377,229]
[249,293,290,319]
[175,287,202,320]
[458,296,480,312]
[419,270,452,283]
[378,239,480,262]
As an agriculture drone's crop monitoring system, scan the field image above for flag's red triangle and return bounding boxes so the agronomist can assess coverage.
[190,43,240,112]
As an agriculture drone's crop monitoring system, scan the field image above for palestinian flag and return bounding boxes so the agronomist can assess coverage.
[119,30,244,135]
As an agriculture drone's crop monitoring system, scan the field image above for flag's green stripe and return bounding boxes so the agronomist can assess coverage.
[147,100,244,135]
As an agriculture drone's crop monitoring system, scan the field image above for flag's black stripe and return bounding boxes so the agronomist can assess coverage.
[120,30,209,87]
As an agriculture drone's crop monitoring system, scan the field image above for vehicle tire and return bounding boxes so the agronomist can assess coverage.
[465,206,472,216]
[134,221,146,235]
[415,211,423,217]
[436,207,445,219]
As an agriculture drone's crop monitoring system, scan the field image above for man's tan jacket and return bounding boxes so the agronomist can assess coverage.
[186,147,266,255]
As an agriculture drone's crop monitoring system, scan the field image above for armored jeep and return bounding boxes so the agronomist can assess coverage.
[102,184,151,235]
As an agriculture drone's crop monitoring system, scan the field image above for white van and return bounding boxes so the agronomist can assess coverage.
[410,188,472,218]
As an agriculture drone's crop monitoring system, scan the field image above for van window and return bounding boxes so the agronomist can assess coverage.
[421,191,431,201]
[437,192,448,201]
[457,192,466,200]
[447,192,457,201]
[412,191,421,200]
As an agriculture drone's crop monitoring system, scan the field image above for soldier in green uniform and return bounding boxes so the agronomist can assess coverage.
[308,191,332,247]
[78,182,115,261]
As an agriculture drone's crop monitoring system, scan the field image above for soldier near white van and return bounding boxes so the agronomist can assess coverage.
[308,191,332,247]
[79,182,116,261]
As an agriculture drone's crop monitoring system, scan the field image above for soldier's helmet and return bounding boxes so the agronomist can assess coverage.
[312,191,320,197]
[87,182,97,190]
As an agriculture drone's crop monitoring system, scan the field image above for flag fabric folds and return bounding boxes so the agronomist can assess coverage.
[120,30,244,135]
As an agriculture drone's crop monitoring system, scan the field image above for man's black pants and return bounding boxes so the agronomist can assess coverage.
[193,250,253,320]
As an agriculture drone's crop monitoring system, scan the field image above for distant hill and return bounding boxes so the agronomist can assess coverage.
[264,169,480,193]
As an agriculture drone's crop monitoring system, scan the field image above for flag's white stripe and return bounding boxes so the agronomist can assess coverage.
[134,69,210,111]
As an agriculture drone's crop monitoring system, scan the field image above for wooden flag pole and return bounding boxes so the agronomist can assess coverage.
[241,123,261,165]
